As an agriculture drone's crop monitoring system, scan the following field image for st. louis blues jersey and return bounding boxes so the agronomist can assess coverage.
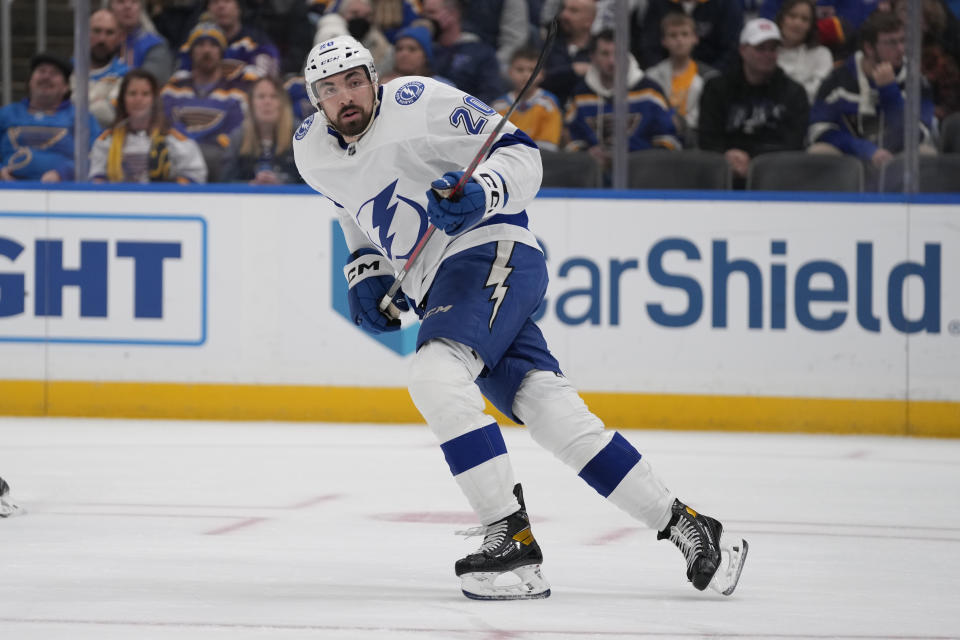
[293,76,543,306]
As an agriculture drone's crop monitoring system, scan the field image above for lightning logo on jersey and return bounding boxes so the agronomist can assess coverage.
[357,179,428,260]
[485,241,515,330]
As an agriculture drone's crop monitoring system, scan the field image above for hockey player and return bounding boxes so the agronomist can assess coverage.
[293,35,748,600]
[0,476,23,518]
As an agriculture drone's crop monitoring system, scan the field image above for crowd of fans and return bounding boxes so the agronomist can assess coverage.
[1,0,959,188]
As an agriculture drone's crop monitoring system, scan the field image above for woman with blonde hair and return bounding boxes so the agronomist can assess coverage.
[89,68,207,183]
[222,75,302,184]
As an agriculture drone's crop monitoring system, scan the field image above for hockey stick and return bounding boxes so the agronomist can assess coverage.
[378,17,560,319]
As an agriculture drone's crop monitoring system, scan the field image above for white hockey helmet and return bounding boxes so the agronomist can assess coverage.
[304,35,379,111]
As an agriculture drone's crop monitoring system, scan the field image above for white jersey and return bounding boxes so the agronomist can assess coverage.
[293,76,543,305]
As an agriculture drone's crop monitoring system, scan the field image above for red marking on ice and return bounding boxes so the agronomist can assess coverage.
[201,494,343,535]
[587,527,641,545]
[289,494,343,509]
[204,516,270,535]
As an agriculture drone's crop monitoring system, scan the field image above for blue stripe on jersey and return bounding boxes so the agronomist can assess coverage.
[577,432,641,498]
[473,210,528,232]
[440,423,508,476]
[487,129,538,158]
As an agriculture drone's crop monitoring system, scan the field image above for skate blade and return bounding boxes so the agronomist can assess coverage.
[708,535,748,596]
[460,564,551,600]
[0,502,24,518]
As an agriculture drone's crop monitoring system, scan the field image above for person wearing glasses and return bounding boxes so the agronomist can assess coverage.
[808,11,936,175]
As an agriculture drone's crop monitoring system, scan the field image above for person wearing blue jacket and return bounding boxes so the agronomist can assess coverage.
[0,54,101,182]
[808,11,935,169]
[421,0,505,105]
[565,30,681,181]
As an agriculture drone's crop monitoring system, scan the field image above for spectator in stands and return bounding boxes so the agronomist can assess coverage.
[221,76,301,184]
[645,11,719,146]
[760,0,880,30]
[0,54,101,182]
[762,0,878,61]
[285,76,317,124]
[244,0,315,74]
[541,0,596,108]
[379,25,453,85]
[461,0,530,71]
[566,30,681,178]
[177,0,281,78]
[314,0,395,79]
[892,0,960,120]
[641,0,744,71]
[90,69,207,183]
[775,0,833,103]
[161,21,253,181]
[148,0,206,50]
[368,0,423,42]
[110,0,175,85]
[808,12,936,169]
[82,8,131,129]
[421,0,505,104]
[492,46,564,150]
[698,18,809,187]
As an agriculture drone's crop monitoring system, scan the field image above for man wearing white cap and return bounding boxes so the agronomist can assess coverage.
[698,17,809,186]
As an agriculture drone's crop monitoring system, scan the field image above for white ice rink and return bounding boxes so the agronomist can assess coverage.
[1,417,958,639]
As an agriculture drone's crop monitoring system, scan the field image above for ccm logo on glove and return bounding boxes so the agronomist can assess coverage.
[342,249,409,335]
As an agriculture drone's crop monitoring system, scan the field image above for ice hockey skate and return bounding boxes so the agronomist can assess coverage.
[0,477,24,518]
[455,484,550,600]
[658,499,748,596]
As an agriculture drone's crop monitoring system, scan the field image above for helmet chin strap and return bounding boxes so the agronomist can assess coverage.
[325,83,380,140]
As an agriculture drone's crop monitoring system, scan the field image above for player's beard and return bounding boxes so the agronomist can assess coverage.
[332,102,372,137]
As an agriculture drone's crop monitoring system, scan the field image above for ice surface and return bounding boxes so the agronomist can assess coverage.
[1,417,958,639]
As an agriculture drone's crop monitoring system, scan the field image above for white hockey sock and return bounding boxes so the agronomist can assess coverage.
[514,370,674,530]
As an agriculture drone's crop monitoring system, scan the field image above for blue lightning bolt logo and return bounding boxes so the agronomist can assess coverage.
[369,179,400,257]
[485,241,515,330]
[358,180,428,259]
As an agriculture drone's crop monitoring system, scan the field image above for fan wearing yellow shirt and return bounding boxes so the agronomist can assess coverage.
[491,47,563,151]
[644,12,718,146]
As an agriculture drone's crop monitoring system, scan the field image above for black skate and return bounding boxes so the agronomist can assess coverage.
[657,499,748,596]
[0,476,24,518]
[455,484,550,600]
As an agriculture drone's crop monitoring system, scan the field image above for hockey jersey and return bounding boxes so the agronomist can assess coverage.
[565,57,681,152]
[293,77,542,305]
[808,52,935,160]
[160,70,252,148]
[0,99,101,180]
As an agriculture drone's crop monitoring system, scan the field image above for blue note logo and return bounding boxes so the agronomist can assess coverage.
[395,81,425,106]
[295,113,314,140]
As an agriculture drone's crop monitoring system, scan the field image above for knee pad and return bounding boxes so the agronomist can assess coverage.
[514,370,610,470]
[408,338,489,441]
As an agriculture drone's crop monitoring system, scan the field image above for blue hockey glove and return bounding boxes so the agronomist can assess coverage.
[343,249,409,335]
[426,171,492,235]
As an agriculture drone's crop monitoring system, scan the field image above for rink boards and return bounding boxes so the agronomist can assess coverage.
[0,184,958,436]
